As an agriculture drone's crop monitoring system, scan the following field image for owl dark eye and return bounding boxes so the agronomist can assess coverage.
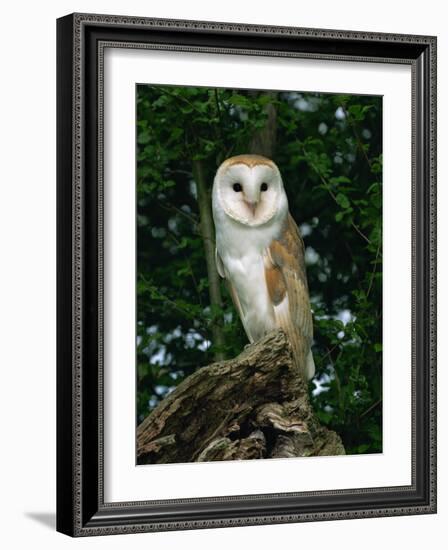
[260,182,269,192]
[233,183,242,192]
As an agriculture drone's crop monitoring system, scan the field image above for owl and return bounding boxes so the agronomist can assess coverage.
[212,154,315,380]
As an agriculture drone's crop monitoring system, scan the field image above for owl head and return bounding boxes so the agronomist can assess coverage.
[212,154,288,227]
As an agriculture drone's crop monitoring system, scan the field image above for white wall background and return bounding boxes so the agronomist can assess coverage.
[0,1,445,548]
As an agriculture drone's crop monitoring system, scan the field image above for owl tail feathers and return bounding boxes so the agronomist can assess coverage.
[305,350,315,380]
[290,340,316,380]
[283,328,315,381]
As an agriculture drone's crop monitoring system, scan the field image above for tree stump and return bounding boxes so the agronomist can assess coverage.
[137,330,345,464]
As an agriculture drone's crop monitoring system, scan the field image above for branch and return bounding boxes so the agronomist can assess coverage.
[192,159,226,361]
[302,147,371,245]
[366,239,382,298]
[340,104,373,170]
[137,331,345,464]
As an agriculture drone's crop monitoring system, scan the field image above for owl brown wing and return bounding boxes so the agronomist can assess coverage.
[264,214,313,371]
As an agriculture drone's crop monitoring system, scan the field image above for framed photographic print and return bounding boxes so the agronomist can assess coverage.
[56,13,437,536]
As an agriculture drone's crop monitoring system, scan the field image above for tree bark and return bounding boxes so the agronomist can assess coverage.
[249,92,277,158]
[193,159,225,361]
[137,330,345,464]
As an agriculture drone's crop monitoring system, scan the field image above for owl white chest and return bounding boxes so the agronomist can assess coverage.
[215,214,284,341]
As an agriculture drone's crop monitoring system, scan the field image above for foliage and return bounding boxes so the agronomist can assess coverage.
[136,85,382,455]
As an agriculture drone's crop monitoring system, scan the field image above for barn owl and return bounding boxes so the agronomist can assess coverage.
[212,154,315,380]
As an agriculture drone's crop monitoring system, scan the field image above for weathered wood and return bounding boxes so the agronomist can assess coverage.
[137,330,345,464]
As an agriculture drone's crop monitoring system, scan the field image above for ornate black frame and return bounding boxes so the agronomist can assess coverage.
[56,13,437,537]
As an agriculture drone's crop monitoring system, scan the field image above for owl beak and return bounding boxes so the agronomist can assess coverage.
[244,201,258,216]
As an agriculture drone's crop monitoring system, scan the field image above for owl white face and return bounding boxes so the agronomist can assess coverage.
[213,156,287,227]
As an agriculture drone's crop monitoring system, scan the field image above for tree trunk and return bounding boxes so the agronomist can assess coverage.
[249,92,277,158]
[193,159,225,361]
[137,330,345,464]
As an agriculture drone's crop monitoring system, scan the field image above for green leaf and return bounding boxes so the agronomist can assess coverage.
[227,94,253,108]
[336,193,350,209]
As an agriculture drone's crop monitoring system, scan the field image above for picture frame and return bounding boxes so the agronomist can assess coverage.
[56,12,437,537]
